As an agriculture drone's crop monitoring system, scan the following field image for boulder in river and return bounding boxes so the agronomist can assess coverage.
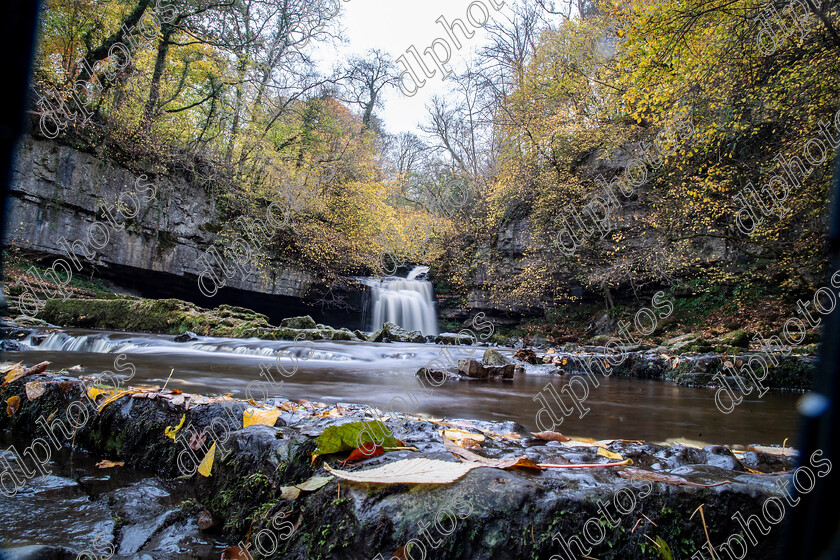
[513,348,539,364]
[483,348,508,366]
[281,315,317,329]
[371,322,425,343]
[458,359,515,380]
[174,331,198,343]
[416,367,458,384]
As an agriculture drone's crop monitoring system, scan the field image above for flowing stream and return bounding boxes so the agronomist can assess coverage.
[7,328,801,445]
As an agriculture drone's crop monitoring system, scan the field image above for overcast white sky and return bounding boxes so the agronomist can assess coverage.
[311,0,510,136]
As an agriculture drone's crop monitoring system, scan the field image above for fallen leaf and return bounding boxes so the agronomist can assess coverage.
[87,387,106,401]
[96,460,125,469]
[325,458,481,484]
[441,429,486,443]
[280,401,298,412]
[457,438,482,450]
[443,439,542,471]
[189,431,207,451]
[294,475,333,491]
[220,547,250,560]
[280,485,301,500]
[243,407,281,428]
[0,362,23,375]
[97,388,147,413]
[315,421,396,457]
[165,414,186,441]
[278,475,334,500]
[197,442,216,477]
[2,363,24,384]
[597,447,624,460]
[343,445,385,465]
[6,396,21,416]
[746,444,798,457]
[531,431,571,442]
[25,381,46,401]
[3,361,50,386]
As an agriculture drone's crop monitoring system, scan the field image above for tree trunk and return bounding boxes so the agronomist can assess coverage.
[142,24,175,133]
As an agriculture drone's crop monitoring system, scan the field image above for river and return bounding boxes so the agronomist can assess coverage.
[7,328,801,446]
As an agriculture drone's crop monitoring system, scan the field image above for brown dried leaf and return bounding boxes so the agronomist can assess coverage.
[531,431,571,442]
[25,381,47,401]
[6,396,21,416]
[220,547,251,560]
[189,431,208,451]
[457,438,482,450]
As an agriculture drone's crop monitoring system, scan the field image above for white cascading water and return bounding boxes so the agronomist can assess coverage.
[363,266,438,335]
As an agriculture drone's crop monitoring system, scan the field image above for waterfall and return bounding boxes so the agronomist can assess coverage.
[362,266,438,335]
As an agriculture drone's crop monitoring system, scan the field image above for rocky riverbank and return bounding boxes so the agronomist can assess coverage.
[0,363,802,560]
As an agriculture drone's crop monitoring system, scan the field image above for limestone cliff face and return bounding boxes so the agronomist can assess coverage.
[5,136,315,300]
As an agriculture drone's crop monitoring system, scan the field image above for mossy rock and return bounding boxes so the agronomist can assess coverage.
[720,329,750,348]
[281,315,318,329]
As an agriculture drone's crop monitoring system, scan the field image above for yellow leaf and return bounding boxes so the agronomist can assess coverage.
[87,387,105,401]
[6,396,21,416]
[96,460,125,469]
[440,429,486,443]
[165,414,186,441]
[243,408,281,428]
[597,447,624,460]
[197,442,217,477]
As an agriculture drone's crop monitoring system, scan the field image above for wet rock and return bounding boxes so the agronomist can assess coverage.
[197,510,222,531]
[435,332,476,345]
[513,348,539,364]
[0,373,797,560]
[371,323,425,343]
[457,359,514,380]
[281,315,317,329]
[1,545,77,560]
[353,329,369,341]
[416,367,457,384]
[174,331,198,343]
[458,359,488,379]
[482,348,507,366]
[739,451,797,473]
[662,333,699,352]
[105,480,179,555]
[0,339,28,351]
